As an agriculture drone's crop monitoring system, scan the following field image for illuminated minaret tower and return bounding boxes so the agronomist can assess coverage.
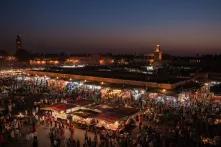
[16,35,23,50]
[153,44,162,63]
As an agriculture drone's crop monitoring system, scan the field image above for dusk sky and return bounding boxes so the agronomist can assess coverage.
[1,0,221,55]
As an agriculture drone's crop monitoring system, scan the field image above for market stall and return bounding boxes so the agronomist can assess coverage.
[41,103,77,119]
[70,109,99,125]
[95,106,139,131]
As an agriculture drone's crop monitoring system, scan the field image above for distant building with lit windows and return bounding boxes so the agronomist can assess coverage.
[65,55,114,66]
[29,58,60,66]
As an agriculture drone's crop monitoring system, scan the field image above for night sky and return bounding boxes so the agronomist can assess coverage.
[1,0,221,55]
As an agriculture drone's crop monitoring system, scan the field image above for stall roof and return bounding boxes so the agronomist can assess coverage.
[96,106,139,123]
[42,103,76,112]
[71,109,99,118]
[74,99,94,106]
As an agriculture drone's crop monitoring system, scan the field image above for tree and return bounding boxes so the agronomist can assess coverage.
[15,49,31,61]
[0,50,8,56]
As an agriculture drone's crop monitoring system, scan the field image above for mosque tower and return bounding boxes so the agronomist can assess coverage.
[153,44,162,63]
[16,35,23,50]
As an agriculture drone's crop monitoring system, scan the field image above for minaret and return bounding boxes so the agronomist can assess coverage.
[154,44,162,62]
[16,35,23,50]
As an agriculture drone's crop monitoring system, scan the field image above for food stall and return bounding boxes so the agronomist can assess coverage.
[70,109,99,125]
[95,106,139,131]
[41,103,77,120]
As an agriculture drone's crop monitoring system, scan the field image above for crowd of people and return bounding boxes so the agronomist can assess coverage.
[0,74,221,147]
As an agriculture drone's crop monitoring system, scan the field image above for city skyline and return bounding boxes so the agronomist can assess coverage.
[1,0,221,55]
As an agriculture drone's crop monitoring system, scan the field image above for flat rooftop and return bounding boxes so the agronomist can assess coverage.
[211,84,221,95]
[40,66,192,84]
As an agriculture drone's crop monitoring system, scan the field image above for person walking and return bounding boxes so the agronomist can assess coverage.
[32,136,38,147]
